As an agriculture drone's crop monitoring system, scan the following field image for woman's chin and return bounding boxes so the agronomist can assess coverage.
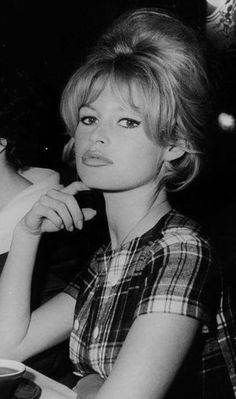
[78,176,106,190]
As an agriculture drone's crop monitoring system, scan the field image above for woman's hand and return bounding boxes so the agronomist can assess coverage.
[73,374,104,399]
[18,182,97,236]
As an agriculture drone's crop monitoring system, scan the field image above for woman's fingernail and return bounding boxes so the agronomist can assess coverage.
[77,221,83,230]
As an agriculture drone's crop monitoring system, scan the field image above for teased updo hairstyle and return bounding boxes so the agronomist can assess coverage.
[61,8,209,191]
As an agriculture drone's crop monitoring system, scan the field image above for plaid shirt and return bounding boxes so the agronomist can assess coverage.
[65,210,236,398]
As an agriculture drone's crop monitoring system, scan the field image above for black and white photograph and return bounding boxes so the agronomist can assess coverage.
[0,1,236,398]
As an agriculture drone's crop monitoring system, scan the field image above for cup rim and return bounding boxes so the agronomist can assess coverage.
[0,359,26,378]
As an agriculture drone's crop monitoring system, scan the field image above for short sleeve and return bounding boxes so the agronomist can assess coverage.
[134,229,221,329]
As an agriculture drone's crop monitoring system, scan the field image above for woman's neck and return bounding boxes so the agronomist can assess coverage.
[0,160,32,210]
[104,186,171,250]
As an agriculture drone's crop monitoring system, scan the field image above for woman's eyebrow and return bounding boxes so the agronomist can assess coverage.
[80,103,142,116]
[80,104,96,112]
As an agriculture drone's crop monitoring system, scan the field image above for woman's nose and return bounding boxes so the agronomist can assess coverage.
[89,122,110,144]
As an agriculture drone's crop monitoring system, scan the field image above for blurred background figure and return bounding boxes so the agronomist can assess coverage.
[204,0,236,286]
[206,0,236,50]
[0,70,70,380]
[0,70,60,272]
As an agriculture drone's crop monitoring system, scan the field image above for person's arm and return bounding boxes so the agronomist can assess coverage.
[2,292,75,362]
[75,228,211,399]
[75,313,199,399]
[0,182,96,360]
[73,374,104,399]
[0,225,75,360]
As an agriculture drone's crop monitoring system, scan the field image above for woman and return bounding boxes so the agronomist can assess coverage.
[0,72,60,272]
[0,142,60,265]
[0,72,69,379]
[0,8,235,399]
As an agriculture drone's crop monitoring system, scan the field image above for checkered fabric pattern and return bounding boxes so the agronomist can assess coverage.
[65,210,236,397]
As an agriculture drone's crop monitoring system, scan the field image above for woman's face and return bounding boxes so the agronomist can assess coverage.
[74,83,166,194]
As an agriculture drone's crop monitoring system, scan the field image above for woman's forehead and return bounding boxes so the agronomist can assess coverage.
[85,78,146,113]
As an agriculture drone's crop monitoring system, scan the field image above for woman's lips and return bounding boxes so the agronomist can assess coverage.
[82,150,114,166]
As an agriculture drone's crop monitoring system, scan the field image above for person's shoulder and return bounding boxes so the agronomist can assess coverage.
[139,211,215,289]
[163,209,205,236]
[151,210,210,252]
[20,167,60,185]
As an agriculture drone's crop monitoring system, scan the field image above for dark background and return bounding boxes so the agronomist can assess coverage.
[0,0,236,226]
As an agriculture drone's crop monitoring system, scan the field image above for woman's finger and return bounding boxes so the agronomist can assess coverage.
[60,181,90,195]
[24,202,64,234]
[40,209,64,232]
[45,189,84,229]
[39,194,75,231]
[46,189,97,228]
[82,208,97,221]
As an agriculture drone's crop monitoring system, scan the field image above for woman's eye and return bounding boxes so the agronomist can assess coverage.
[80,116,97,126]
[118,118,141,128]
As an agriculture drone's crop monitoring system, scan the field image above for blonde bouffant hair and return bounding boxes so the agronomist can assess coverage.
[61,8,209,191]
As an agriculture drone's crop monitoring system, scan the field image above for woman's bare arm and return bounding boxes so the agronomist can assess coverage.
[0,182,96,360]
[78,313,200,399]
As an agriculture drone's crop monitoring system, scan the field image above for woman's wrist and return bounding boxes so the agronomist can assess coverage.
[13,220,42,242]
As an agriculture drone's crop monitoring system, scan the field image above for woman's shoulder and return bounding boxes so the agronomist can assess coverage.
[143,211,218,294]
[148,209,211,255]
[162,209,208,239]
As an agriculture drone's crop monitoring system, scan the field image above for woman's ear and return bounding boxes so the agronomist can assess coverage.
[163,143,186,162]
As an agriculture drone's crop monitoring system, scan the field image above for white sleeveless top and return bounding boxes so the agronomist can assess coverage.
[0,167,61,254]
